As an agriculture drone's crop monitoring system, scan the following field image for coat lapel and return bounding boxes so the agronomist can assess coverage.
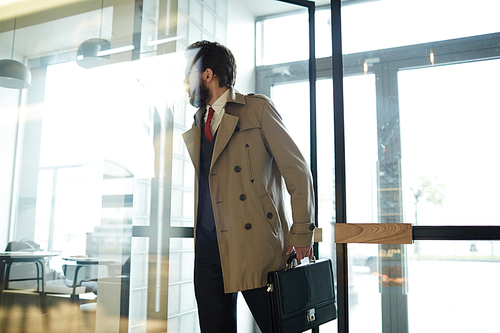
[182,107,204,175]
[210,89,245,169]
[211,113,238,169]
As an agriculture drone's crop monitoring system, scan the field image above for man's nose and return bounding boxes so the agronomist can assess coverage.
[183,76,190,92]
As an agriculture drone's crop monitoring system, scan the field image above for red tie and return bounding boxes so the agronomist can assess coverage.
[205,107,215,143]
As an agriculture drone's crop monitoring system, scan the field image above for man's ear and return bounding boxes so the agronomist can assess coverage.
[204,68,212,82]
[204,68,217,83]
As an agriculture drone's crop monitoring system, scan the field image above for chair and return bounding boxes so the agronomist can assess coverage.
[43,261,107,305]
[61,263,102,303]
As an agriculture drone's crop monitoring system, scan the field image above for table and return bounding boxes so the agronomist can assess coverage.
[0,251,60,311]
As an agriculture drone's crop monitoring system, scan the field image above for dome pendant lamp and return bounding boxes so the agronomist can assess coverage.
[0,14,31,89]
[76,0,111,69]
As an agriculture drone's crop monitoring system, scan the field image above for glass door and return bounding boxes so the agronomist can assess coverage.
[335,1,500,332]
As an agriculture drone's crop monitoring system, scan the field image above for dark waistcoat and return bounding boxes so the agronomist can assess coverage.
[197,126,218,232]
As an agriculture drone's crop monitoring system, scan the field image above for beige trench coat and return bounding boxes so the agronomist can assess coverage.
[182,89,315,293]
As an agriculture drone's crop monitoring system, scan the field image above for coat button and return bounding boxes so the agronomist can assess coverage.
[245,223,252,230]
[267,212,273,219]
[309,224,316,231]
[240,194,247,201]
[234,166,242,172]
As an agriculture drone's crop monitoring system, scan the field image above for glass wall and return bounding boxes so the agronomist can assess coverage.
[0,0,259,332]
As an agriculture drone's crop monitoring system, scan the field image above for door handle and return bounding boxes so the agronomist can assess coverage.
[335,223,413,244]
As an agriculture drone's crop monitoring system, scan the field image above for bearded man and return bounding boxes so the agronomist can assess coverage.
[182,40,315,333]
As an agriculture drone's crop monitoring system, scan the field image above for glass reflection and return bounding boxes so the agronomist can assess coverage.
[1,0,261,331]
[1,0,499,332]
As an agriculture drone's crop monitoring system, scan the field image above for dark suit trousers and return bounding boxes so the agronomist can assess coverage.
[194,225,273,333]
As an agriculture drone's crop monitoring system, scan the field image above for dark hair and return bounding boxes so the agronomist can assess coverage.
[186,40,237,88]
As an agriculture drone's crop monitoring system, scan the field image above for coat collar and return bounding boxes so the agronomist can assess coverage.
[228,88,246,106]
[184,88,245,175]
[193,88,245,125]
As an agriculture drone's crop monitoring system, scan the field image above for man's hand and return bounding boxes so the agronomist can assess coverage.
[286,245,313,261]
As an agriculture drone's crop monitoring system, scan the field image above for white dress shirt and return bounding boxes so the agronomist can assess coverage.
[204,88,230,136]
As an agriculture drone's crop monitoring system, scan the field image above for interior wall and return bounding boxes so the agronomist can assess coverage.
[1,31,26,249]
[0,88,20,250]
[227,0,255,94]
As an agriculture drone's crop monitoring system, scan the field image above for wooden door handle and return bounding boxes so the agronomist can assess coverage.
[335,223,413,244]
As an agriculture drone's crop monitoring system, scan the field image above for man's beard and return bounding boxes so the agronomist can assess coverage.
[189,80,211,108]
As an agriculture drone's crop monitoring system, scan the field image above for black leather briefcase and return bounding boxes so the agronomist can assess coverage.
[267,254,337,333]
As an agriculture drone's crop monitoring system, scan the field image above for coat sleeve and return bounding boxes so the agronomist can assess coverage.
[257,97,316,248]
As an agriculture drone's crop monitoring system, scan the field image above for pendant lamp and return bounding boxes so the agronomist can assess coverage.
[76,0,111,69]
[0,14,31,89]
[76,38,111,69]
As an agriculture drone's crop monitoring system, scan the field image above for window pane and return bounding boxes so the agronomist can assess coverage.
[407,241,500,332]
[256,11,309,66]
[271,81,310,163]
[399,59,500,226]
[342,0,500,54]
[344,74,378,224]
[348,241,500,332]
[348,244,382,333]
[167,238,199,333]
[316,79,337,333]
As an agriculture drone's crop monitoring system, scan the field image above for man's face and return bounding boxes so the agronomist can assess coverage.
[184,58,210,108]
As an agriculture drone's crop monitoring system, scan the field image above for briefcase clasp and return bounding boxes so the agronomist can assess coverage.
[307,308,316,323]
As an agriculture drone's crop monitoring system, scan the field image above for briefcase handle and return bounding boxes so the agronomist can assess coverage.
[286,251,316,269]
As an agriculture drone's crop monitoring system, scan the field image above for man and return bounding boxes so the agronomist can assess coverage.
[182,40,315,333]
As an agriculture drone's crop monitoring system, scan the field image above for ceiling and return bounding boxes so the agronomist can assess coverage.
[240,0,331,18]
[0,0,336,60]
